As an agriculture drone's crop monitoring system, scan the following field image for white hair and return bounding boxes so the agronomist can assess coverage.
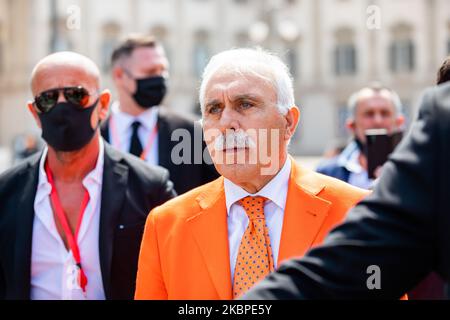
[347,83,403,119]
[199,48,295,115]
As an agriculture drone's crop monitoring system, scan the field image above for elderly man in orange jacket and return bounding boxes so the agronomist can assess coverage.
[135,48,369,300]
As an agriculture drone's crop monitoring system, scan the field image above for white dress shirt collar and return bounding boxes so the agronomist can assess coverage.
[36,138,104,200]
[345,147,364,174]
[345,146,373,189]
[111,101,159,133]
[223,158,291,215]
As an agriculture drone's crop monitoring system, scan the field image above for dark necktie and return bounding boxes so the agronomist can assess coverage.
[129,121,143,157]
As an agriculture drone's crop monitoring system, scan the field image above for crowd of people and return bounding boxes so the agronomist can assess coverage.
[1,33,449,300]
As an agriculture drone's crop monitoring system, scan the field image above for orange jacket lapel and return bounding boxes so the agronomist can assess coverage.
[188,177,233,300]
[278,158,332,265]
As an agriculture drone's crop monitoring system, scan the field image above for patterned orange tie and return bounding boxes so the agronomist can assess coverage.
[232,196,274,298]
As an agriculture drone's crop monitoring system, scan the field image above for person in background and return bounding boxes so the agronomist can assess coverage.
[0,52,176,300]
[320,138,347,160]
[101,34,218,195]
[12,134,43,165]
[317,84,404,189]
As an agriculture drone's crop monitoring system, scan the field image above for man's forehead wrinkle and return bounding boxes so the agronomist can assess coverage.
[206,89,259,104]
[205,98,222,107]
[208,77,264,94]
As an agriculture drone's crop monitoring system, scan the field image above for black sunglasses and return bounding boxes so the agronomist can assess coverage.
[33,86,93,113]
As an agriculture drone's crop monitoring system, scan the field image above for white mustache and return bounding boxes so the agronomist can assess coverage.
[213,130,256,151]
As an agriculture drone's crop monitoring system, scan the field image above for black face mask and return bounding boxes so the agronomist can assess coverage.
[132,76,167,109]
[38,100,99,152]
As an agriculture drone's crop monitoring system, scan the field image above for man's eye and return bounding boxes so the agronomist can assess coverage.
[240,102,254,109]
[208,105,222,114]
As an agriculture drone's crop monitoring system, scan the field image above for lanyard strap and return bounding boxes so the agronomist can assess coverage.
[110,115,158,161]
[45,161,90,293]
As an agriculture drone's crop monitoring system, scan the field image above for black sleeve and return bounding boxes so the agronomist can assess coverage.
[242,88,442,300]
[0,264,4,300]
[0,170,11,300]
[0,173,10,301]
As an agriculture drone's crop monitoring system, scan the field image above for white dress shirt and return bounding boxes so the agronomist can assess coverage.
[30,138,106,300]
[346,148,373,190]
[108,101,159,166]
[224,159,291,282]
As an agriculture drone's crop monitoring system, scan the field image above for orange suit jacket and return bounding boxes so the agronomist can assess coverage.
[135,158,369,300]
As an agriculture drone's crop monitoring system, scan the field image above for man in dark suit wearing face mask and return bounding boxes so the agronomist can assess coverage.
[101,34,219,195]
[0,52,176,300]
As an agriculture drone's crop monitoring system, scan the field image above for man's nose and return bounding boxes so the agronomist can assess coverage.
[56,90,66,103]
[219,106,240,131]
[373,113,384,126]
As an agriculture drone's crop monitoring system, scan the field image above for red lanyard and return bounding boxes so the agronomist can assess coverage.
[110,115,158,161]
[45,161,90,293]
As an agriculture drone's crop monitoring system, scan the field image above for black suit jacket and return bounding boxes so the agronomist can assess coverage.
[0,142,176,300]
[101,107,219,195]
[243,83,450,299]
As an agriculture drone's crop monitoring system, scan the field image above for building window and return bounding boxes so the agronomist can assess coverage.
[447,22,450,55]
[101,22,121,72]
[49,15,75,52]
[286,46,299,79]
[389,39,415,73]
[0,23,3,75]
[337,104,349,138]
[400,99,412,127]
[150,25,171,63]
[334,44,357,76]
[334,28,357,76]
[193,30,210,78]
[101,40,117,72]
[389,24,415,74]
[48,1,71,52]
[0,42,3,75]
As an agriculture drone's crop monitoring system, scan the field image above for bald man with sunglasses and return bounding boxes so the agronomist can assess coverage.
[0,52,176,300]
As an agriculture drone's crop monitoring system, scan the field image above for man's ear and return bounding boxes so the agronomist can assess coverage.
[396,114,405,129]
[27,102,42,129]
[98,90,111,121]
[111,65,123,82]
[346,118,356,134]
[284,106,300,141]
